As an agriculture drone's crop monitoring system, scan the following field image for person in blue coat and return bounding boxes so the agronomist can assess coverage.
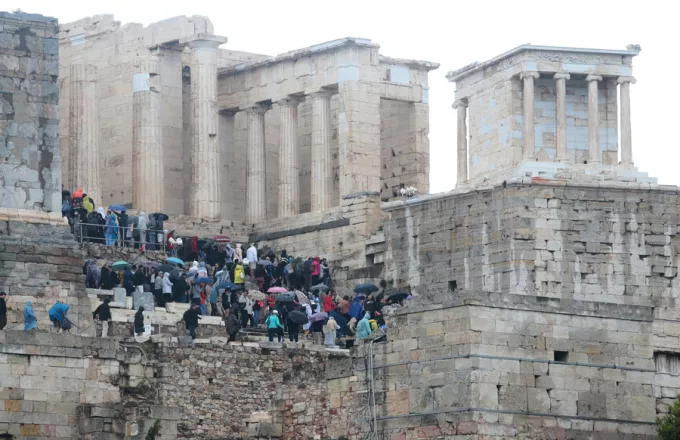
[24,301,37,331]
[356,312,373,341]
[123,267,134,296]
[48,302,70,332]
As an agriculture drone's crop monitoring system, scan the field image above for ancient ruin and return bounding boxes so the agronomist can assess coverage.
[1,7,680,440]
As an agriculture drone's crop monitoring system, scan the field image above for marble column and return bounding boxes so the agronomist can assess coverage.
[183,35,227,218]
[278,97,303,217]
[68,64,101,204]
[520,71,540,160]
[453,99,468,184]
[246,105,268,224]
[586,74,603,164]
[310,91,333,211]
[554,73,570,162]
[132,53,163,211]
[618,76,636,166]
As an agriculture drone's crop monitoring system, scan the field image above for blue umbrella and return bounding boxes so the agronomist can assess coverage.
[354,283,378,294]
[214,283,244,291]
[166,257,185,266]
[196,277,213,284]
[109,204,126,211]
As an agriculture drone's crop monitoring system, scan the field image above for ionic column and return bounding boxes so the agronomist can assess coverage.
[618,76,636,166]
[246,105,268,224]
[68,64,101,204]
[132,53,163,211]
[554,73,570,162]
[183,35,227,218]
[278,97,303,217]
[586,74,603,164]
[453,99,468,184]
[310,91,333,211]
[520,71,540,160]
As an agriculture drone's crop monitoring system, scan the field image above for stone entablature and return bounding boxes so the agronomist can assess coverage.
[447,44,645,188]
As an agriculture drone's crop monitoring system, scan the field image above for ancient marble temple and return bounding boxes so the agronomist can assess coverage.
[58,15,437,222]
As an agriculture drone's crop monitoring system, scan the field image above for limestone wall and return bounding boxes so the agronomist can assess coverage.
[0,11,61,212]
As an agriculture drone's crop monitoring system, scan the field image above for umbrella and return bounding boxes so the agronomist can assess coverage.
[248,290,266,300]
[276,292,296,303]
[311,283,329,292]
[387,292,410,305]
[257,260,273,267]
[109,204,126,211]
[295,290,309,305]
[354,283,379,294]
[196,277,213,284]
[111,261,130,272]
[151,212,169,221]
[309,311,328,323]
[288,310,309,325]
[157,264,175,273]
[166,257,185,266]
[202,240,215,250]
[127,215,139,227]
[140,261,159,268]
[215,283,244,292]
[214,235,231,243]
[268,287,287,293]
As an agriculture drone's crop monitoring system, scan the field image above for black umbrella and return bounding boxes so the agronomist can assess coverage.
[288,310,308,325]
[151,212,169,221]
[354,283,379,294]
[157,264,175,273]
[387,292,410,305]
[276,292,296,303]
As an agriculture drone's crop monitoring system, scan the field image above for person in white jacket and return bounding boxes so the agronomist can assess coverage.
[162,272,173,310]
[246,244,258,277]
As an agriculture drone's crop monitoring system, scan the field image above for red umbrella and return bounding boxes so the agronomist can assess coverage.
[214,235,231,243]
[267,287,287,293]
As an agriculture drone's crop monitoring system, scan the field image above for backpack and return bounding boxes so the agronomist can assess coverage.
[61,316,73,330]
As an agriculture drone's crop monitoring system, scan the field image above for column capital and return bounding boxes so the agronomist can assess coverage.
[309,90,335,100]
[553,72,571,80]
[617,75,636,85]
[586,74,603,82]
[244,104,270,115]
[277,96,304,107]
[452,98,468,109]
[180,34,227,50]
[519,71,540,80]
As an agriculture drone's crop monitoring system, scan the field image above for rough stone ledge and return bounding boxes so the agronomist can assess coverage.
[250,218,350,242]
[0,207,67,225]
[390,290,654,321]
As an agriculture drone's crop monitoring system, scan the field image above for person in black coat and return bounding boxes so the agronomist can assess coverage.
[101,265,113,290]
[134,307,145,336]
[0,291,7,330]
[92,299,112,337]
[183,304,201,346]
[132,265,145,291]
[173,275,188,303]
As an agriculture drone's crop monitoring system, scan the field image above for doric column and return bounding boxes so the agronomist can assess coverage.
[586,74,603,164]
[618,76,636,166]
[246,105,268,224]
[278,96,303,217]
[183,34,227,218]
[310,91,334,211]
[520,71,540,160]
[68,64,101,204]
[132,52,163,211]
[453,99,468,183]
[554,73,570,162]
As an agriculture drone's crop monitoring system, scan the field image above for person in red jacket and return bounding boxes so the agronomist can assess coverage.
[310,256,321,286]
[323,291,336,313]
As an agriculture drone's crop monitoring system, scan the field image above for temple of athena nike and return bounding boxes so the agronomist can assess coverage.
[4,9,680,440]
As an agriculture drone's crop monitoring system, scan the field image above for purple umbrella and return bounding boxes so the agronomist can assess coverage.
[309,311,328,323]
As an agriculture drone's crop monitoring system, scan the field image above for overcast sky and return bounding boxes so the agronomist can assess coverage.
[8,0,677,192]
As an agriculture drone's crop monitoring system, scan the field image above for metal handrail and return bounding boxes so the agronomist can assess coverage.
[74,222,170,251]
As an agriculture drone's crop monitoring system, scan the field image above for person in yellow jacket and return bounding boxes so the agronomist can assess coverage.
[82,193,94,214]
[234,259,246,287]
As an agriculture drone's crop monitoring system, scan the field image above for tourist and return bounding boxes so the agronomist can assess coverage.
[172,273,187,303]
[252,296,262,328]
[304,257,313,291]
[223,308,240,342]
[82,193,94,214]
[246,243,258,277]
[24,301,37,332]
[134,306,145,336]
[356,312,373,341]
[92,298,112,337]
[239,292,254,327]
[188,236,199,261]
[233,259,245,288]
[162,272,174,306]
[104,209,118,246]
[154,271,164,306]
[197,262,208,278]
[221,287,231,313]
[234,243,243,262]
[254,263,266,292]
[137,212,148,250]
[147,214,157,250]
[265,310,284,342]
[190,278,201,307]
[123,266,134,296]
[113,209,129,247]
[287,311,300,343]
[183,304,201,346]
[132,265,145,292]
[225,243,235,271]
[311,256,321,287]
[207,282,218,316]
[323,291,336,313]
[101,263,115,290]
[199,283,207,316]
[189,261,199,276]
[321,258,330,286]
[86,260,101,289]
[302,302,313,337]
[48,301,70,333]
[324,316,337,346]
